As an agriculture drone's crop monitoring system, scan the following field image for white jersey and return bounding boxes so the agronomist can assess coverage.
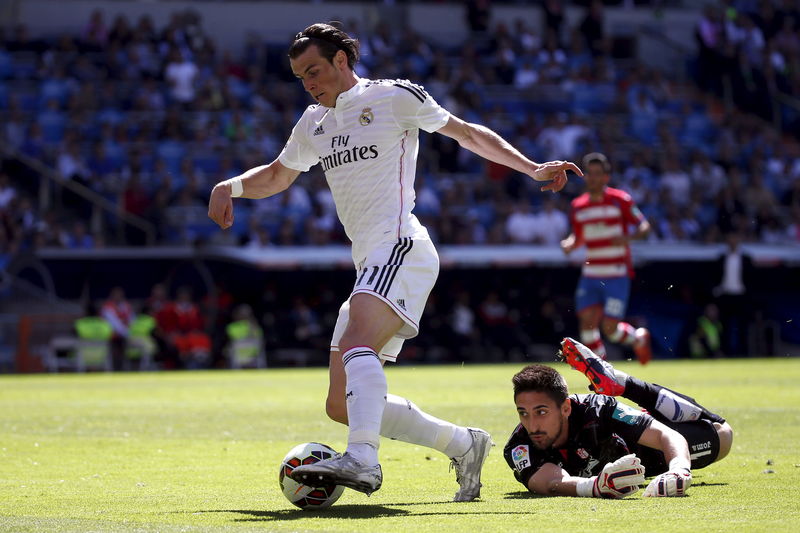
[277,77,450,263]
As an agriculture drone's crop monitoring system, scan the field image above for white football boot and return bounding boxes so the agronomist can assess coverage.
[289,452,382,496]
[450,428,494,502]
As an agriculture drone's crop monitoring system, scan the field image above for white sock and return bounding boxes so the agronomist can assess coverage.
[580,328,607,359]
[343,347,387,467]
[380,393,473,458]
[654,388,703,422]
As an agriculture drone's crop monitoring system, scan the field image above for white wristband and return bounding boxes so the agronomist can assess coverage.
[668,457,691,472]
[229,177,243,198]
[576,476,597,498]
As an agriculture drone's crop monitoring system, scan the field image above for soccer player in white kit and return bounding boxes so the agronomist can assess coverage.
[208,23,582,501]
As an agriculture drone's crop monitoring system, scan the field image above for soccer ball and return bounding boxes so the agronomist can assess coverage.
[279,442,345,510]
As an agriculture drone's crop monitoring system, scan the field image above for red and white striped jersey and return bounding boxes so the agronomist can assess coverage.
[569,187,647,278]
[278,77,450,263]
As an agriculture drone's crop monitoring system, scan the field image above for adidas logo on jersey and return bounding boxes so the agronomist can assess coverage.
[313,124,325,136]
[396,299,406,310]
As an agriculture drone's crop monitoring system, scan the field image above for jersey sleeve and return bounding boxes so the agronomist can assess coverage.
[503,428,538,488]
[570,201,583,243]
[598,397,654,444]
[277,110,319,172]
[391,80,451,133]
[619,191,647,226]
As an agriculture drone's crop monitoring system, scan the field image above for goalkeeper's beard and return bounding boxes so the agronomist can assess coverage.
[529,417,567,451]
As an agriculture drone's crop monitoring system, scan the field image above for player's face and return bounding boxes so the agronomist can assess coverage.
[290,45,348,108]
[584,162,610,195]
[515,390,571,450]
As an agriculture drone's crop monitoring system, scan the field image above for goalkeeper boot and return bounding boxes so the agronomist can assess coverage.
[633,327,652,365]
[290,452,382,496]
[560,337,627,396]
[450,428,494,502]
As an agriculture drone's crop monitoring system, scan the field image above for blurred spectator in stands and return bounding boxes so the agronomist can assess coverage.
[450,290,480,360]
[514,60,539,90]
[543,0,565,46]
[164,47,198,107]
[142,283,179,369]
[288,296,324,350]
[108,14,133,47]
[689,303,724,358]
[713,232,751,355]
[535,197,569,246]
[83,10,108,48]
[696,5,724,94]
[786,207,800,243]
[0,173,17,212]
[465,0,491,34]
[690,151,728,201]
[478,290,515,359]
[247,226,272,250]
[580,0,606,57]
[660,157,692,207]
[506,200,540,244]
[64,220,95,249]
[536,113,590,161]
[101,286,134,370]
[172,286,211,369]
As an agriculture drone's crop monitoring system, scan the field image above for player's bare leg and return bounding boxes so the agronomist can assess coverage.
[320,294,493,501]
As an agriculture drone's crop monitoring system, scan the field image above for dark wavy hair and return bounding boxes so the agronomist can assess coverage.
[288,23,360,69]
[512,364,569,405]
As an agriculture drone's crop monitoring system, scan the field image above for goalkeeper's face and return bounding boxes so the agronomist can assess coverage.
[515,391,571,450]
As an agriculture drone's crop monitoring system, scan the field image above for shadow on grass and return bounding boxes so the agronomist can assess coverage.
[197,505,535,522]
[504,481,729,501]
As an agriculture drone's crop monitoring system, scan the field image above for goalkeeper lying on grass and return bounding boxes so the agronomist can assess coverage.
[503,338,733,498]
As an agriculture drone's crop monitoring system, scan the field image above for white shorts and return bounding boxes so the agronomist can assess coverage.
[330,237,439,362]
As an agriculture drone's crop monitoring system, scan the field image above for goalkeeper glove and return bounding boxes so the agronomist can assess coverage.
[643,468,692,497]
[576,453,646,499]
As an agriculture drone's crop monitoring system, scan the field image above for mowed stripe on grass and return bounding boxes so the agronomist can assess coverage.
[1,358,798,532]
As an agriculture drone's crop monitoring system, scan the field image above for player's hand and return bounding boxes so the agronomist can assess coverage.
[531,160,583,193]
[643,468,692,497]
[560,238,575,254]
[593,454,646,499]
[208,182,235,229]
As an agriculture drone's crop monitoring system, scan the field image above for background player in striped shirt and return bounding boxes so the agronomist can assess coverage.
[560,152,653,364]
[208,23,583,500]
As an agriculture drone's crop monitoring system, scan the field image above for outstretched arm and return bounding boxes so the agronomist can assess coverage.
[436,115,582,192]
[208,159,301,229]
[637,420,693,497]
[528,455,645,499]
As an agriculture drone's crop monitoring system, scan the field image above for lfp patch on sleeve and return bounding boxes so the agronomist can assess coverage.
[512,445,530,472]
[611,402,644,425]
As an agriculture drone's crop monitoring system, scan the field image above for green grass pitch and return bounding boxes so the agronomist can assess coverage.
[1,358,799,532]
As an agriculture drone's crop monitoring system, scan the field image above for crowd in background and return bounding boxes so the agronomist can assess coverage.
[0,1,799,258]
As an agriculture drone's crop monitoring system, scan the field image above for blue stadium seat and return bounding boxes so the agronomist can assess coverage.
[0,83,7,109]
[156,140,186,174]
[628,115,658,144]
[37,110,66,143]
[0,51,12,79]
[573,83,615,113]
[10,53,37,79]
[193,153,221,174]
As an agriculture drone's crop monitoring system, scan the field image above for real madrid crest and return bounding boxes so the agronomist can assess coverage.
[359,107,374,126]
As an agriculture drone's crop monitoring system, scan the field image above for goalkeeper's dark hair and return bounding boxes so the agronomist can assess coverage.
[288,22,360,69]
[512,364,569,405]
